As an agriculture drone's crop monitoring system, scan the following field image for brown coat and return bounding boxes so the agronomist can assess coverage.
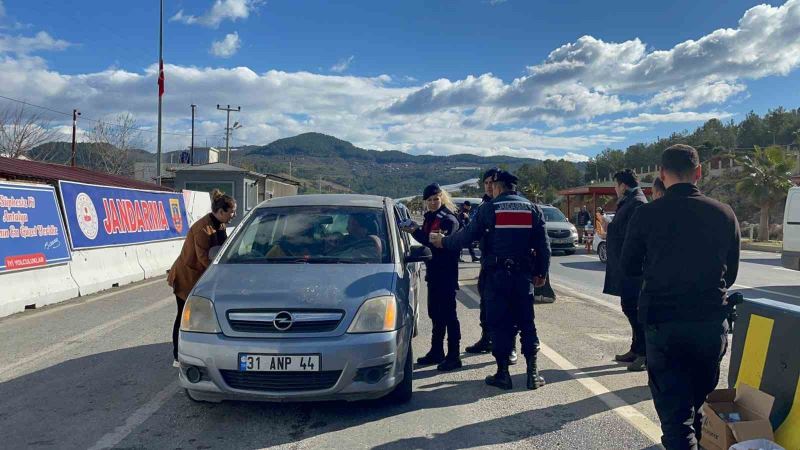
[167,213,227,300]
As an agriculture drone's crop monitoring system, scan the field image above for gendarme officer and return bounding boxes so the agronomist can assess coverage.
[431,170,550,390]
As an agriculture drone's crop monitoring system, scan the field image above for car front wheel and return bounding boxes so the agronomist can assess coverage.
[384,341,413,404]
[598,242,608,263]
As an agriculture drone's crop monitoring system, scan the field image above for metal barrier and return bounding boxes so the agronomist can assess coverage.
[729,297,800,449]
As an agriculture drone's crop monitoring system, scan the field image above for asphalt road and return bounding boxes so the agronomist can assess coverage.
[1,249,795,449]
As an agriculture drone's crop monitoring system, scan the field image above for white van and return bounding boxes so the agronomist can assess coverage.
[782,187,800,270]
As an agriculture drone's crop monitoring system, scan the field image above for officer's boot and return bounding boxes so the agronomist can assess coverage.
[524,352,546,390]
[485,359,512,390]
[437,341,462,372]
[465,331,492,354]
[417,325,446,365]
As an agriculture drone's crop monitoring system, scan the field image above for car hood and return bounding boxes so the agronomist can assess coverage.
[193,263,398,313]
[545,221,575,230]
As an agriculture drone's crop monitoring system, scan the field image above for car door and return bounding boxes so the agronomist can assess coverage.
[393,205,421,336]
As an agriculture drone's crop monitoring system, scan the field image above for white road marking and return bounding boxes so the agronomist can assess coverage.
[87,381,180,450]
[733,283,800,301]
[0,296,174,382]
[579,254,598,260]
[772,266,796,273]
[458,284,661,443]
[1,276,166,324]
[549,281,622,313]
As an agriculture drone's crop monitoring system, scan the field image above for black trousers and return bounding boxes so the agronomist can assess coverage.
[621,294,646,355]
[427,283,461,354]
[172,296,186,360]
[484,268,539,358]
[646,319,728,450]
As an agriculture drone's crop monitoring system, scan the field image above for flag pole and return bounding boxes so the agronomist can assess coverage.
[156,0,163,185]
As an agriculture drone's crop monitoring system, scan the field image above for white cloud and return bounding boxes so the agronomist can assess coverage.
[330,55,354,73]
[387,0,800,119]
[614,111,733,125]
[488,0,508,5]
[210,32,241,58]
[0,31,71,54]
[170,0,261,28]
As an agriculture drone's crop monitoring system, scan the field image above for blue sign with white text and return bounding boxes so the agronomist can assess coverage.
[0,182,71,272]
[59,181,188,250]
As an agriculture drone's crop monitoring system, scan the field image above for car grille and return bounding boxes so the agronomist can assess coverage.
[220,370,342,392]
[227,310,344,333]
[547,229,571,239]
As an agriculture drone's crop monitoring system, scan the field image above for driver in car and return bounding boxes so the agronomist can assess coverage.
[334,214,382,259]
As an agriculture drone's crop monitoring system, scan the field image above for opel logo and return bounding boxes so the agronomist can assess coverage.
[273,311,293,331]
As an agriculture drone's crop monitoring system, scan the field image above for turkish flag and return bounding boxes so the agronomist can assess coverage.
[158,59,165,97]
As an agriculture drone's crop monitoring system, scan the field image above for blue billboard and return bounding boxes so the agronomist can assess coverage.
[0,182,71,272]
[59,181,188,250]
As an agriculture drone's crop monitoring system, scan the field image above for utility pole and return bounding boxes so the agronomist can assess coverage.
[156,0,164,185]
[216,104,241,164]
[190,104,196,165]
[71,109,80,167]
[318,175,322,193]
[288,161,292,179]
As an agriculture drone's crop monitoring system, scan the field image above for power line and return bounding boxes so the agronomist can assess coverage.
[0,93,225,139]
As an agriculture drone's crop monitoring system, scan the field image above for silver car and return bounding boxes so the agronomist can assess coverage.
[178,195,431,403]
[541,206,579,255]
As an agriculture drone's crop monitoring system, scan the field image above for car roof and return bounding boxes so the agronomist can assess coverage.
[258,194,390,209]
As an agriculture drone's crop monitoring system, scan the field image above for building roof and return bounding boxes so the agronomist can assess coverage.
[558,181,653,196]
[264,173,301,186]
[0,156,172,191]
[175,163,301,186]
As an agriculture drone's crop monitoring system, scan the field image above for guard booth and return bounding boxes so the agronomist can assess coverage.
[728,297,800,449]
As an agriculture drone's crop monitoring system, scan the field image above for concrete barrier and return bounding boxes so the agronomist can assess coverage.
[1,264,80,317]
[136,239,183,278]
[69,246,145,296]
[729,297,800,449]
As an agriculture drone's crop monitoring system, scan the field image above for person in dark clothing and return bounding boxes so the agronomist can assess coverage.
[432,170,550,390]
[458,201,479,262]
[621,144,739,450]
[402,183,463,372]
[603,169,648,372]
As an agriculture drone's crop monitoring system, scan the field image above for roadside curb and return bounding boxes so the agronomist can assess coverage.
[741,242,782,254]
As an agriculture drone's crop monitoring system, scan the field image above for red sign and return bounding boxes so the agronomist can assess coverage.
[5,253,47,270]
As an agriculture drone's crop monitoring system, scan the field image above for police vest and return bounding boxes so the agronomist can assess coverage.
[488,193,538,259]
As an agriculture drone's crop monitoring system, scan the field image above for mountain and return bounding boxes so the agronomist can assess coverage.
[29,133,585,198]
[232,132,567,197]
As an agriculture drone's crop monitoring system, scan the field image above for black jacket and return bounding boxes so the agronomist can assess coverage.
[412,206,460,290]
[621,183,740,324]
[603,187,648,297]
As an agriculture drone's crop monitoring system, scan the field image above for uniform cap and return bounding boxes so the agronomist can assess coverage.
[483,167,500,181]
[493,170,519,185]
[423,183,442,200]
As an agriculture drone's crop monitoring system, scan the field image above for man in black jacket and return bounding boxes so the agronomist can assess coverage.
[621,144,740,450]
[603,169,648,371]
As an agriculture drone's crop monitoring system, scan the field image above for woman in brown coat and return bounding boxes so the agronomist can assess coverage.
[168,189,236,364]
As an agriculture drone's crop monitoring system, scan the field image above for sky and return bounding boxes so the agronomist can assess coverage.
[1,0,799,161]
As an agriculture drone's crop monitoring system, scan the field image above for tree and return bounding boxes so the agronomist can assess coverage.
[0,105,57,159]
[87,113,146,175]
[735,146,794,241]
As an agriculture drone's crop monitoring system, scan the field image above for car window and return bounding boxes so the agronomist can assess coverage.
[220,206,392,264]
[542,207,568,223]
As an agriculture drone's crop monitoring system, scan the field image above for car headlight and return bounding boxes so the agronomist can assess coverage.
[347,295,398,333]
[180,295,222,333]
[570,227,579,236]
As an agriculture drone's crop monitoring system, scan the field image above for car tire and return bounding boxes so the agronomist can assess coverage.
[598,242,608,263]
[384,342,413,405]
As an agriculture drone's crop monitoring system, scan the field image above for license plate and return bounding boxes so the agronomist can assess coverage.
[238,354,320,372]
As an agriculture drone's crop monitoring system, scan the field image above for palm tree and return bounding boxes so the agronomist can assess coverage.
[735,146,794,241]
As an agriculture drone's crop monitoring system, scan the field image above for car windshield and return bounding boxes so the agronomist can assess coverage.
[220,206,392,264]
[542,207,568,223]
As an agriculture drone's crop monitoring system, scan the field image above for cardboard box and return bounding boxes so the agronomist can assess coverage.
[700,383,775,450]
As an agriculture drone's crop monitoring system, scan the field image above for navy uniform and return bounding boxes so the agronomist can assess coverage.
[441,171,550,390]
[411,183,463,371]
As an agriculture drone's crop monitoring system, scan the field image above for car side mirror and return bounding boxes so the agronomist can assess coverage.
[405,245,432,263]
[209,245,222,260]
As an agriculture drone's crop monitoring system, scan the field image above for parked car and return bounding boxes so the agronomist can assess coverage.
[592,213,614,263]
[782,187,800,270]
[177,194,431,404]
[540,206,579,255]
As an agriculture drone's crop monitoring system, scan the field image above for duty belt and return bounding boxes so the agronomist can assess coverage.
[482,255,531,271]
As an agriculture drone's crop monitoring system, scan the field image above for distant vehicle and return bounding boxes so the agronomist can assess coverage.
[782,187,800,270]
[178,194,431,404]
[592,213,614,263]
[540,206,578,255]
